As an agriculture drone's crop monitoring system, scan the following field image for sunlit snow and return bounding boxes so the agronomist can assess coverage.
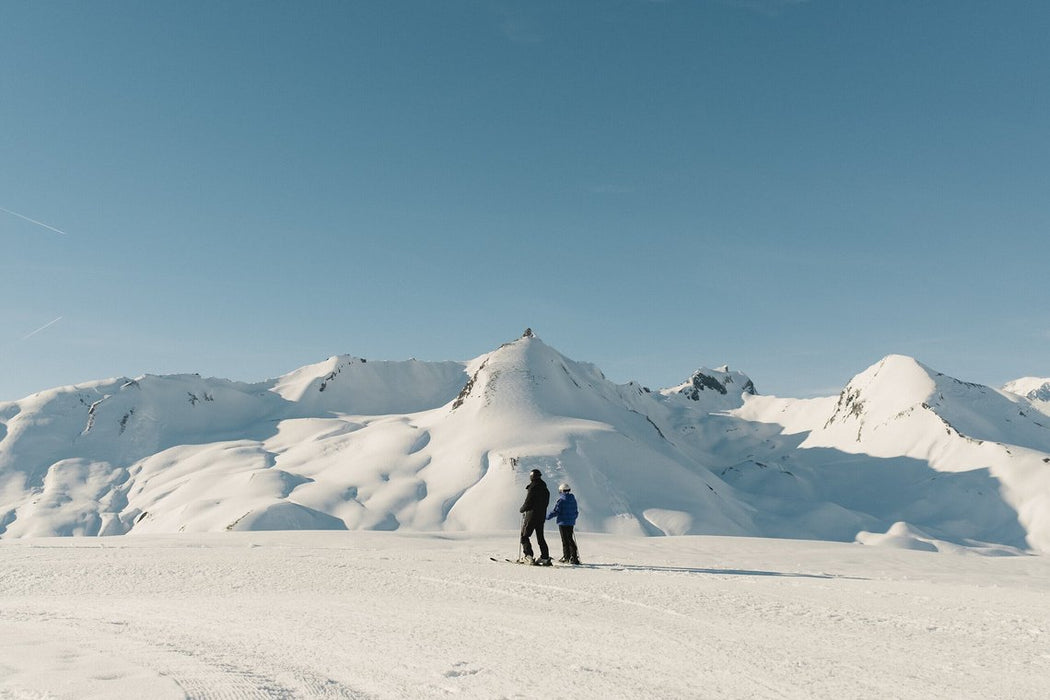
[2,334,1050,697]
[2,334,1050,553]
[1,531,1048,699]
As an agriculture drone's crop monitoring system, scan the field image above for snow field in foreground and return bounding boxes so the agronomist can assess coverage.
[1,531,1048,699]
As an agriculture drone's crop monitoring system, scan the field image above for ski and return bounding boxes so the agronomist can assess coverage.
[489,557,554,566]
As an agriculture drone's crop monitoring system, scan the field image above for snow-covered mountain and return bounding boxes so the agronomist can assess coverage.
[736,355,1050,551]
[2,333,1049,553]
[1003,376,1050,420]
[1003,376,1050,402]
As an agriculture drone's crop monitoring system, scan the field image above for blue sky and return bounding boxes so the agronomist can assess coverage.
[1,0,1048,402]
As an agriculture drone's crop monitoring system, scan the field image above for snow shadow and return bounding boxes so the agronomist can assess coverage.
[578,563,863,580]
[721,444,1030,550]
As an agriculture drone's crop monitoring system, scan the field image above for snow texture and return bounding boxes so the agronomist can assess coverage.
[0,531,1047,699]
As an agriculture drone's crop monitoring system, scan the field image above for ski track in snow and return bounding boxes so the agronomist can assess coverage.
[3,531,1044,699]
[0,605,366,699]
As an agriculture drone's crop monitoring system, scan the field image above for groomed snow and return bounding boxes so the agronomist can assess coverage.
[1,531,1048,699]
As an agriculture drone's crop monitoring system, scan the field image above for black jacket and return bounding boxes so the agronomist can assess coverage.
[519,478,550,525]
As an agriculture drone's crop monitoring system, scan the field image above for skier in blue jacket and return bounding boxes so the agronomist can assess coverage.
[546,483,580,565]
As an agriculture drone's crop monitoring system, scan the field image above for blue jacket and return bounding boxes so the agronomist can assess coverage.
[546,492,578,527]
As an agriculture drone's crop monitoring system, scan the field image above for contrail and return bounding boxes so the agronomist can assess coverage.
[0,206,68,235]
[21,316,63,341]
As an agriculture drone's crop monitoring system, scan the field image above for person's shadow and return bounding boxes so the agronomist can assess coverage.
[572,563,865,580]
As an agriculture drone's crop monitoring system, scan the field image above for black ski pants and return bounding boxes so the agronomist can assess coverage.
[558,525,579,561]
[520,517,549,559]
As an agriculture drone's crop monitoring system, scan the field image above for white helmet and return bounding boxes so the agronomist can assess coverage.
[558,483,571,492]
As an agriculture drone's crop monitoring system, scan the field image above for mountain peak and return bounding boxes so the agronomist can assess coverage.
[661,366,757,411]
[817,354,1050,457]
[1003,377,1050,402]
[450,333,609,417]
[822,355,939,430]
[849,354,938,397]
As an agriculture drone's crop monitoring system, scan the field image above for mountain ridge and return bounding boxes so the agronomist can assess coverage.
[1,333,1048,552]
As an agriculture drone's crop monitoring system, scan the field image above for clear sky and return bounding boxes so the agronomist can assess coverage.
[1,0,1048,402]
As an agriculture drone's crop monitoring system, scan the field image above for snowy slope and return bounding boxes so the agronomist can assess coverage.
[1004,376,1050,418]
[1003,376,1050,402]
[271,354,466,415]
[0,334,759,540]
[736,355,1050,551]
[435,337,754,536]
[2,335,1050,553]
[1,531,1048,700]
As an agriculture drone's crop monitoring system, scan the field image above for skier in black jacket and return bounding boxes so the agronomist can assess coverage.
[519,469,551,565]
